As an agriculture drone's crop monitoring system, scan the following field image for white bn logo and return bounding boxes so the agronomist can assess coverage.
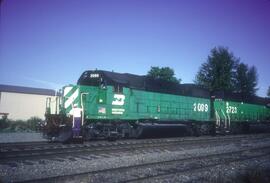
[112,94,125,106]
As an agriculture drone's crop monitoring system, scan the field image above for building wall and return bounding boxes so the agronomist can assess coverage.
[0,92,58,120]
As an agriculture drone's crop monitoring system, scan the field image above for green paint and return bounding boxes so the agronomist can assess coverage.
[59,84,270,123]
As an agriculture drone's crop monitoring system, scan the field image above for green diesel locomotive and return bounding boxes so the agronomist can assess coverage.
[44,70,270,142]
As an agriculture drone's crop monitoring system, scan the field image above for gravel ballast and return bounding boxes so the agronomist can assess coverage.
[1,135,270,182]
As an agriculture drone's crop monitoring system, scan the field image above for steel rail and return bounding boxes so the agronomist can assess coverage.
[1,134,270,163]
[17,145,270,183]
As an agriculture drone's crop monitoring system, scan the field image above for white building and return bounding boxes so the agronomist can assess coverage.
[0,84,59,120]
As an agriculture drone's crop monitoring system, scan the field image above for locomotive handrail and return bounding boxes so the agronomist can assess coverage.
[81,92,89,126]
[215,110,220,127]
[221,109,227,129]
[227,113,231,129]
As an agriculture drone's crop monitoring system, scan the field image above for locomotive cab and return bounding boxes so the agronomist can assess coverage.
[78,71,106,88]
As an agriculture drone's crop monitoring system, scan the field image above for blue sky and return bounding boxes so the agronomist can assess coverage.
[0,0,269,96]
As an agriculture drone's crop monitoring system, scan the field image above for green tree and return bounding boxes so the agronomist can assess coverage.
[246,66,258,96]
[147,66,181,84]
[195,46,239,91]
[235,63,249,94]
[235,63,258,96]
[267,86,270,97]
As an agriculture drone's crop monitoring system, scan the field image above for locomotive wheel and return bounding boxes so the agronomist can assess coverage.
[191,124,201,137]
[230,122,241,134]
[106,131,118,141]
[200,123,211,135]
[219,120,226,135]
[58,126,73,143]
[210,123,216,136]
[242,123,250,134]
[134,125,144,138]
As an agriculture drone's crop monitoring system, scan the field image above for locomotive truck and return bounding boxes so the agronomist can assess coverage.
[44,70,270,142]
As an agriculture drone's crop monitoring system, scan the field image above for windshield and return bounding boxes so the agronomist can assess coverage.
[77,71,101,86]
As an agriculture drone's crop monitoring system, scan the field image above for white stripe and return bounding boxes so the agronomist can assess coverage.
[112,108,125,112]
[112,108,125,115]
[64,89,79,109]
[64,86,73,96]
[112,111,124,114]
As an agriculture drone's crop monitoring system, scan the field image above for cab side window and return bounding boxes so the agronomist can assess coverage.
[114,85,123,94]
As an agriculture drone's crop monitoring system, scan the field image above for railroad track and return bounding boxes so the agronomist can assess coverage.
[1,133,270,163]
[2,133,270,152]
[19,145,270,183]
[0,141,49,147]
[1,133,270,183]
